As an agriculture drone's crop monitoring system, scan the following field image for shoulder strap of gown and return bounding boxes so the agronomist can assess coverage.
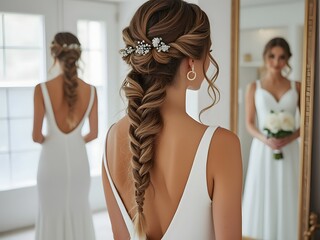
[290,80,296,90]
[40,83,55,119]
[84,85,95,119]
[103,125,135,237]
[256,80,261,89]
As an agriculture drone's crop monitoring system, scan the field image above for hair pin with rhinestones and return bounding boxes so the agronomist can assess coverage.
[152,37,170,52]
[62,43,81,50]
[120,37,170,57]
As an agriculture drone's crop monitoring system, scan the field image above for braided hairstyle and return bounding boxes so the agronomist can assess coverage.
[120,0,219,238]
[50,32,82,129]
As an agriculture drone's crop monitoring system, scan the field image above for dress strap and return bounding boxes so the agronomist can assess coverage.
[40,83,55,119]
[103,125,135,237]
[189,126,219,197]
[80,85,95,123]
[256,80,261,89]
[290,81,296,90]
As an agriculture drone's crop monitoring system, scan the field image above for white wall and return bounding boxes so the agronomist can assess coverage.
[198,0,232,128]
[240,1,304,29]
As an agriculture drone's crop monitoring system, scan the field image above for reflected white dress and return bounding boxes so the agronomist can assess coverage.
[35,83,96,240]
[242,80,299,240]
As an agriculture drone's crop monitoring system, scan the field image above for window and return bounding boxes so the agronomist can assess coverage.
[0,13,45,190]
[77,20,107,175]
[77,20,105,86]
[0,13,45,86]
[0,16,108,190]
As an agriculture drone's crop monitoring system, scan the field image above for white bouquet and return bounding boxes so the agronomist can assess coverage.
[263,110,295,160]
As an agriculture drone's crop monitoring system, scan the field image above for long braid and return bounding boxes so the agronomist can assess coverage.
[50,32,81,129]
[123,73,166,238]
[63,55,79,128]
[120,0,220,237]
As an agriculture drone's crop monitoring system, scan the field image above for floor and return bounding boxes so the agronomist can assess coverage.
[0,211,113,240]
[0,212,255,240]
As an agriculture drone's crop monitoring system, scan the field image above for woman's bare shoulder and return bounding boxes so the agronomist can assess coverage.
[106,116,130,154]
[211,127,240,147]
[108,116,129,136]
[247,81,257,93]
[34,83,42,92]
[208,127,241,169]
[45,75,62,84]
[78,78,91,87]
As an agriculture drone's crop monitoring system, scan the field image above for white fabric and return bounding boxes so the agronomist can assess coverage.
[104,126,218,240]
[35,83,95,240]
[242,80,299,240]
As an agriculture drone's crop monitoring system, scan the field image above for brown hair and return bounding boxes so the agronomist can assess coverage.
[120,0,219,237]
[262,37,292,75]
[50,32,81,128]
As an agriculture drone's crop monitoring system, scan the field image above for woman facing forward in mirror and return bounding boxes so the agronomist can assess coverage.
[101,0,242,239]
[32,32,98,240]
[242,37,300,240]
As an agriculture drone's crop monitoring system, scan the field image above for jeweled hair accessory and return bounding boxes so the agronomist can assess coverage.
[152,37,170,52]
[120,46,135,57]
[51,42,81,52]
[62,43,81,50]
[120,37,170,57]
[135,40,151,55]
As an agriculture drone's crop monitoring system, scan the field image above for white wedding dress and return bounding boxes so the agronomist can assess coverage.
[242,80,299,240]
[35,83,96,240]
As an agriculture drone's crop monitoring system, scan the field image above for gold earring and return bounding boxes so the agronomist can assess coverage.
[187,65,196,81]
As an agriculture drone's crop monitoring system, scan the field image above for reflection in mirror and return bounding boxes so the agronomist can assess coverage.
[238,1,304,239]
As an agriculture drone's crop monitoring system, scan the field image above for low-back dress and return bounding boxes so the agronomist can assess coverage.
[35,83,96,240]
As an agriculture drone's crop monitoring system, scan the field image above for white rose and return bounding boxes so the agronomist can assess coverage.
[264,112,281,134]
[279,111,295,131]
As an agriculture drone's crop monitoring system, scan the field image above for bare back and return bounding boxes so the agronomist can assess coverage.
[32,75,98,144]
[102,115,243,240]
[45,76,93,133]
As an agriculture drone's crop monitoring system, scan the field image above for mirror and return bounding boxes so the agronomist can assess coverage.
[230,0,317,239]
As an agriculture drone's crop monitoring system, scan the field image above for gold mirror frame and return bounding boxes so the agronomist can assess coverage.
[230,0,317,239]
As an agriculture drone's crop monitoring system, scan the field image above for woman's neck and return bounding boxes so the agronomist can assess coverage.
[160,77,189,122]
[263,72,285,83]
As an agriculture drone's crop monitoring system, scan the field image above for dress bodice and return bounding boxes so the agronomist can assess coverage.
[254,80,299,131]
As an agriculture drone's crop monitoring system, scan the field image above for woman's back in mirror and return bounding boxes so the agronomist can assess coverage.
[44,75,93,134]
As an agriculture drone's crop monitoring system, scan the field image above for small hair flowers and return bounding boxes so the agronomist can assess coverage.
[119,46,135,57]
[135,40,151,55]
[120,37,170,57]
[152,37,170,52]
[62,43,81,50]
[51,42,81,51]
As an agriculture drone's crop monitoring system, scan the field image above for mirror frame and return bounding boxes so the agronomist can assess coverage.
[230,0,317,239]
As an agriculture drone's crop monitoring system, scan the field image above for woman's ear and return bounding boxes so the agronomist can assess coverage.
[188,58,195,69]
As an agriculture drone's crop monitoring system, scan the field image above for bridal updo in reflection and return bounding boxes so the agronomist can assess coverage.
[242,37,300,240]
